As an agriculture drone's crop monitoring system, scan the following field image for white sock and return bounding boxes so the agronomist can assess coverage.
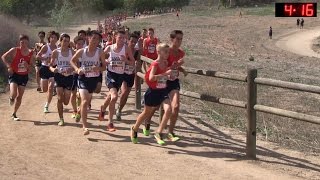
[45,102,49,108]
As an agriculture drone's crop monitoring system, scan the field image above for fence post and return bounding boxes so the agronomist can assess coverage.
[246,68,257,159]
[135,59,142,110]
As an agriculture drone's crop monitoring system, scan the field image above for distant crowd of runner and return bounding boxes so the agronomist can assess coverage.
[1,12,185,145]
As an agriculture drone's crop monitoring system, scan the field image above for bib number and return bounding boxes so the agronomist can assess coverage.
[148,45,156,54]
[110,61,124,73]
[81,66,100,78]
[17,62,27,73]
[156,76,167,89]
[124,64,135,74]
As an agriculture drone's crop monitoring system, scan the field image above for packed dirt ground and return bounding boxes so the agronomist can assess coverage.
[124,7,320,153]
[1,7,320,180]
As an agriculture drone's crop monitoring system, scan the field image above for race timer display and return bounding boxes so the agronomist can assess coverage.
[275,3,317,17]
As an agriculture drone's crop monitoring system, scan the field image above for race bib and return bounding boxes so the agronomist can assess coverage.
[148,44,156,54]
[156,76,167,89]
[124,64,135,74]
[17,62,27,73]
[110,61,125,73]
[59,67,72,76]
[81,66,100,78]
[169,69,179,81]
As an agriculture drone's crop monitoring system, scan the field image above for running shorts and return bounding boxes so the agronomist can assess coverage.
[106,71,123,91]
[144,88,169,107]
[166,79,180,93]
[123,73,135,88]
[78,75,99,94]
[54,73,74,91]
[8,73,28,86]
[39,65,54,80]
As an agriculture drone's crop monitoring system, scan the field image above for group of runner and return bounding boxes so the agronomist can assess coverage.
[1,24,186,145]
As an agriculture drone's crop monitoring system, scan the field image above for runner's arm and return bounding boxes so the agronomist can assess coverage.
[125,46,135,65]
[70,49,83,74]
[28,51,36,72]
[49,50,58,73]
[98,49,107,72]
[36,45,48,61]
[104,46,111,64]
[1,48,16,68]
[149,65,171,82]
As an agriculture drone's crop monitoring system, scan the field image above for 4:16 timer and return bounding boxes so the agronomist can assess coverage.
[275,3,317,17]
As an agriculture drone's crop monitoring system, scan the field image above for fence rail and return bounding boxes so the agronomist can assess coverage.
[135,56,320,159]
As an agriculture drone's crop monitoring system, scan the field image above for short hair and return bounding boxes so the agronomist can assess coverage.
[60,33,70,41]
[91,30,102,39]
[47,31,59,42]
[19,34,29,41]
[38,31,45,36]
[130,34,138,40]
[148,28,154,32]
[74,36,85,43]
[86,30,92,37]
[142,28,147,32]
[156,43,169,52]
[133,31,141,37]
[170,30,183,39]
[78,30,86,36]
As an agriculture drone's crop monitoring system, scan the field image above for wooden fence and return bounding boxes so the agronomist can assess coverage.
[134,56,320,159]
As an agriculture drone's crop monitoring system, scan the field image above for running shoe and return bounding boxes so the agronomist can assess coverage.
[167,133,180,142]
[143,128,150,136]
[106,123,116,132]
[75,113,81,123]
[131,126,138,144]
[9,97,14,106]
[11,113,20,121]
[154,133,165,145]
[83,128,90,135]
[116,109,121,121]
[58,119,65,126]
[44,106,49,113]
[36,87,41,92]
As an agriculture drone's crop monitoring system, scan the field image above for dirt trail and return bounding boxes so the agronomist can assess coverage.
[1,21,320,180]
[276,27,320,58]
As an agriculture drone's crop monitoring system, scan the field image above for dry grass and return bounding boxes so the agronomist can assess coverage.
[125,8,320,153]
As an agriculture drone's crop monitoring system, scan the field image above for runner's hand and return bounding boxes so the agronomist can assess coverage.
[77,68,84,75]
[53,68,59,73]
[92,66,100,72]
[7,67,13,75]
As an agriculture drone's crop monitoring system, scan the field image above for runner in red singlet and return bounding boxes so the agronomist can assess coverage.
[1,35,35,121]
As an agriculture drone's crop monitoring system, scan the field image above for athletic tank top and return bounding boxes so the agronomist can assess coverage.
[145,61,168,89]
[80,47,100,78]
[107,44,126,74]
[41,43,54,66]
[11,48,33,75]
[56,48,73,76]
[144,37,158,60]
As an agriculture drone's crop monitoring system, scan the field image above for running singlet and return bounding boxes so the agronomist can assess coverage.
[11,48,33,75]
[80,47,100,78]
[41,44,54,66]
[107,44,126,74]
[145,61,168,89]
[144,37,158,60]
[167,48,185,81]
[55,48,73,76]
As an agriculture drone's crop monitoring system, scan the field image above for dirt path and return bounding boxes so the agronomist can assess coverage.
[1,20,320,180]
[276,27,320,58]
